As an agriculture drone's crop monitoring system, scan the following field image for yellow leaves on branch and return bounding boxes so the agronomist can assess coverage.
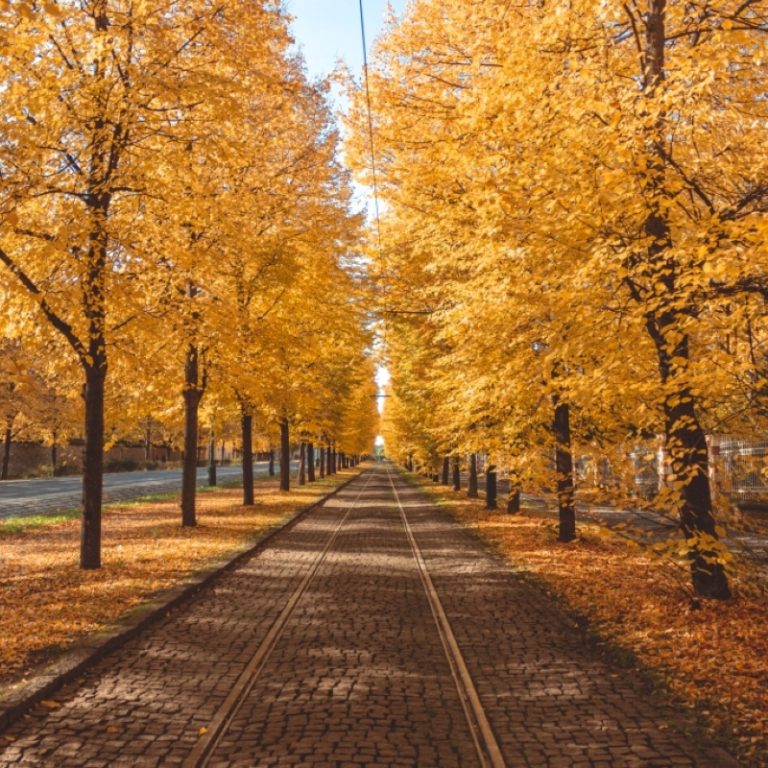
[348,0,768,503]
[0,0,376,469]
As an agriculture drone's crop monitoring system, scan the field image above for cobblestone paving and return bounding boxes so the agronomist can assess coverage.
[209,475,477,768]
[0,467,734,767]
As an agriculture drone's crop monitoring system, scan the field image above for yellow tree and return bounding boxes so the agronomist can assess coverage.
[350,0,768,598]
[468,0,768,597]
[0,1,298,565]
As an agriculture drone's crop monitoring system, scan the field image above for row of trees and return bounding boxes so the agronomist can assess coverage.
[348,0,768,599]
[0,1,378,568]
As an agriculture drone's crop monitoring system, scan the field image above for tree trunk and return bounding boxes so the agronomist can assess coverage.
[144,421,152,462]
[307,442,316,482]
[326,442,333,475]
[268,448,275,476]
[648,316,731,597]
[452,456,461,491]
[181,344,203,527]
[298,441,306,485]
[50,436,58,477]
[241,409,254,506]
[1,423,11,480]
[280,417,290,491]
[441,456,449,485]
[637,0,729,599]
[553,398,576,542]
[663,388,730,598]
[507,487,521,514]
[468,454,479,498]
[81,363,106,568]
[207,432,217,486]
[486,465,497,510]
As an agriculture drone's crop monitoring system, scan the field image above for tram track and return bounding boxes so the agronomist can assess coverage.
[182,465,507,768]
[1,464,731,768]
[182,471,376,768]
[387,468,506,768]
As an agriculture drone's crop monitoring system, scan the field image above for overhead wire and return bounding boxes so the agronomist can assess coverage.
[357,0,384,255]
[358,0,390,406]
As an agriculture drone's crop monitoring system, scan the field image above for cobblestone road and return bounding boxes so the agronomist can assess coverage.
[0,466,733,767]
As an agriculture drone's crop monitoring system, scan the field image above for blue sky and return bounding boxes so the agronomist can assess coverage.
[287,2,401,400]
[286,0,408,82]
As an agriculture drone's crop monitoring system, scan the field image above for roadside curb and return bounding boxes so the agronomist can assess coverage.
[0,469,362,734]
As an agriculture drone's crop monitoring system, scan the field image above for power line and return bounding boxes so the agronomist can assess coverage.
[358,0,383,254]
[359,0,390,409]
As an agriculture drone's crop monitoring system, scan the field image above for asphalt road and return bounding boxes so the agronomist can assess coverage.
[0,462,283,520]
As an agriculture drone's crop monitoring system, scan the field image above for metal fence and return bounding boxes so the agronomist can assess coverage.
[710,436,768,505]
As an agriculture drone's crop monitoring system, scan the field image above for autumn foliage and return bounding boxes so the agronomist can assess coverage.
[0,1,378,567]
[347,0,768,600]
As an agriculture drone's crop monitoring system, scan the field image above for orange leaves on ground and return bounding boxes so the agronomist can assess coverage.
[425,485,768,768]
[0,474,352,691]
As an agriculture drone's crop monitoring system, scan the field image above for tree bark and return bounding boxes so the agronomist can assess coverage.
[486,465,497,510]
[1,423,11,480]
[637,0,729,598]
[452,456,461,491]
[319,446,325,478]
[280,417,290,491]
[298,441,306,485]
[468,454,479,498]
[181,344,203,527]
[81,362,106,568]
[50,435,58,476]
[241,409,254,506]
[207,432,216,486]
[553,398,576,542]
[441,456,449,485]
[307,442,316,482]
[268,448,275,476]
[144,420,152,462]
[646,309,731,596]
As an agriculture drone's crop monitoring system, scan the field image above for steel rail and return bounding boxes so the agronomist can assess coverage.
[183,472,376,768]
[387,468,507,768]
